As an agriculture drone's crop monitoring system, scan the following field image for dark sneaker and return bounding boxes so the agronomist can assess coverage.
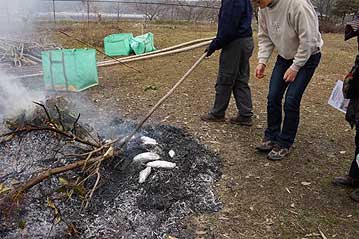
[229,115,253,126]
[332,175,359,187]
[267,145,290,161]
[200,113,225,122]
[256,140,275,152]
[350,189,359,202]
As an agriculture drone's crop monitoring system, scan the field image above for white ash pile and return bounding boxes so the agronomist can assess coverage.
[0,97,222,238]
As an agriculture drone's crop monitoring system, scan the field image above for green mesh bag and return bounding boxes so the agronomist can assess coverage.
[41,49,99,92]
[130,32,156,55]
[104,33,133,56]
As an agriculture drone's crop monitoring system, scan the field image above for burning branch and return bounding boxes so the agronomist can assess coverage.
[0,100,114,211]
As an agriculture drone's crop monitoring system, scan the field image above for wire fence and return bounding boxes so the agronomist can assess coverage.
[41,0,220,23]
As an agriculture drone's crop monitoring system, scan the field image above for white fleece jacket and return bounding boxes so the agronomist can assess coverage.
[257,0,323,71]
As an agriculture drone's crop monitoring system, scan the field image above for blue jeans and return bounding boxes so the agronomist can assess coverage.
[349,121,359,178]
[264,53,321,148]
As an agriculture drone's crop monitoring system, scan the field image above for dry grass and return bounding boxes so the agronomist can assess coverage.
[48,21,359,238]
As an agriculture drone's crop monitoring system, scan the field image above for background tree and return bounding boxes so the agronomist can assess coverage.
[332,0,359,24]
[135,1,165,21]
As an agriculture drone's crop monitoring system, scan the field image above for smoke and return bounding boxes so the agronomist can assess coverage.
[0,71,45,120]
[0,0,44,120]
[0,0,41,38]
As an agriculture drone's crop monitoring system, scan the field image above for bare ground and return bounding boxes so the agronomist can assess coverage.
[34,21,359,238]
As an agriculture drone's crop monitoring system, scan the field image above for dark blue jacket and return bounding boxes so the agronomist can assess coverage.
[209,0,253,51]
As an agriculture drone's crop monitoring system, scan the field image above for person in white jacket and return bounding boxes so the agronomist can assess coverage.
[254,0,323,160]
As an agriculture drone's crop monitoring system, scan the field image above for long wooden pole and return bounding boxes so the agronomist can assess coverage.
[97,36,213,66]
[115,53,207,167]
[98,40,211,68]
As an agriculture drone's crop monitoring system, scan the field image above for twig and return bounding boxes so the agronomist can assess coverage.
[71,113,81,135]
[55,105,65,131]
[33,101,52,122]
[84,167,101,209]
[0,125,100,148]
[318,227,328,239]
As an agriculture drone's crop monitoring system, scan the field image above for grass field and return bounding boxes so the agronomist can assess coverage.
[48,21,359,238]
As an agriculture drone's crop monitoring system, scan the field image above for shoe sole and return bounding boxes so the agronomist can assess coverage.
[332,181,359,187]
[255,147,273,153]
[267,155,285,161]
[201,118,225,122]
[267,152,290,161]
[350,191,359,202]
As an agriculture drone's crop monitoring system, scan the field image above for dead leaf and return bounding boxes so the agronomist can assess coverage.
[59,177,69,186]
[16,219,26,230]
[195,230,207,235]
[0,183,11,195]
[47,198,61,224]
[66,223,79,236]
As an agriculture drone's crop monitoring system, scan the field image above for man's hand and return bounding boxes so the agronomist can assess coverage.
[205,46,215,57]
[283,68,298,83]
[255,63,266,79]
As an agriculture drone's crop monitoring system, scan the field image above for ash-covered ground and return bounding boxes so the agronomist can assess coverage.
[0,114,222,238]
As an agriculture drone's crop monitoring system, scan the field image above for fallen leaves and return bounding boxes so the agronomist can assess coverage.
[47,197,61,225]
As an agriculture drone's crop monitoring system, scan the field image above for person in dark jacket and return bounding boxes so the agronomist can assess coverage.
[201,0,254,126]
[332,15,359,202]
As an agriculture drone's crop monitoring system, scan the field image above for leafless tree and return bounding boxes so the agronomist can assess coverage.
[135,1,166,21]
[175,0,219,23]
[312,0,336,19]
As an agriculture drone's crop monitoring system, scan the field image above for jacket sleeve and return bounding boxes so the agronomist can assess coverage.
[290,2,322,71]
[257,9,274,65]
[210,0,242,51]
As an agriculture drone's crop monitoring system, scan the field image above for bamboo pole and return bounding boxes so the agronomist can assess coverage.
[98,36,213,65]
[97,40,211,68]
[115,53,207,167]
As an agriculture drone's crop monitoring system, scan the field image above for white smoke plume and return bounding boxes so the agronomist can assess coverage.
[0,0,41,37]
[0,0,44,120]
[0,72,45,120]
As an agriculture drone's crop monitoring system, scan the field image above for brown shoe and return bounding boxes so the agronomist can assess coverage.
[229,115,253,126]
[350,189,359,202]
[255,140,275,152]
[332,175,359,187]
[200,113,225,122]
[267,145,290,161]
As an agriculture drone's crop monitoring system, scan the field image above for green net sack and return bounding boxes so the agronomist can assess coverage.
[130,32,156,55]
[104,33,133,56]
[41,49,99,92]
